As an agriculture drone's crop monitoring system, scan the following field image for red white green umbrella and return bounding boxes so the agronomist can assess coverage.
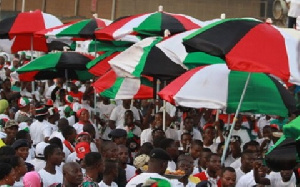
[92,70,153,99]
[158,64,296,117]
[183,18,300,85]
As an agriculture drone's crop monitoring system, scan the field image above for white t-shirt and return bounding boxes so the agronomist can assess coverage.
[235,167,246,182]
[38,168,63,187]
[230,157,241,169]
[73,122,100,139]
[140,128,152,146]
[236,170,256,187]
[49,131,65,142]
[28,158,46,172]
[125,164,136,181]
[97,102,116,121]
[66,152,78,163]
[203,142,218,153]
[126,173,183,187]
[257,116,271,134]
[268,172,296,187]
[287,0,300,17]
[231,129,250,146]
[29,120,52,146]
[98,181,118,187]
[110,105,140,128]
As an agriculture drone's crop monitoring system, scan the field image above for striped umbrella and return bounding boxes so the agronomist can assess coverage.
[93,70,153,99]
[158,64,296,117]
[183,18,300,85]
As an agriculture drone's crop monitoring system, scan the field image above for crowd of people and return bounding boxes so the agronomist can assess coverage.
[0,53,299,187]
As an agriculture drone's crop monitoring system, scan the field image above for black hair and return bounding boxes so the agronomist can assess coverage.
[83,124,95,136]
[101,141,116,154]
[222,167,235,176]
[209,153,220,161]
[138,142,154,156]
[151,128,165,136]
[61,125,76,139]
[16,130,29,140]
[159,138,175,150]
[0,155,22,168]
[83,152,102,168]
[153,137,166,148]
[0,146,16,157]
[103,160,118,175]
[44,144,60,161]
[181,132,192,140]
[243,140,259,152]
[49,137,63,151]
[124,110,133,116]
[0,163,12,180]
[202,148,212,153]
[191,140,203,148]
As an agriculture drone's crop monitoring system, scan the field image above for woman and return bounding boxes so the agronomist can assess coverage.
[0,163,16,187]
[73,109,99,139]
[23,171,42,187]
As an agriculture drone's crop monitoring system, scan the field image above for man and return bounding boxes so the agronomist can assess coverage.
[62,162,83,187]
[82,152,103,186]
[229,115,250,147]
[224,136,242,167]
[193,148,212,174]
[123,110,142,137]
[267,170,296,187]
[109,99,140,129]
[221,167,236,187]
[178,117,202,141]
[97,96,115,140]
[194,153,222,187]
[3,120,19,145]
[118,145,136,181]
[202,125,219,153]
[98,160,119,187]
[235,150,256,181]
[15,97,32,124]
[109,129,127,145]
[180,132,192,154]
[126,148,183,187]
[160,138,179,171]
[190,140,203,167]
[47,107,60,133]
[177,154,200,186]
[28,141,50,172]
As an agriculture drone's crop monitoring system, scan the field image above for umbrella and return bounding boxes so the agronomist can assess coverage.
[182,18,300,85]
[108,36,187,80]
[0,9,62,53]
[16,52,94,81]
[95,7,205,41]
[158,64,296,117]
[92,70,153,99]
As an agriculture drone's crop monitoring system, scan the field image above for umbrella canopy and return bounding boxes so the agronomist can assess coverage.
[93,70,153,99]
[109,37,187,80]
[17,52,94,81]
[56,18,111,39]
[183,18,300,84]
[158,64,296,117]
[0,9,62,52]
[95,10,205,41]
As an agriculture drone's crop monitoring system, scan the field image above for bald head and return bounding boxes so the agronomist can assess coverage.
[63,162,83,186]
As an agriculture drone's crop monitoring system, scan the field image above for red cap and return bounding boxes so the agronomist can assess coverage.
[76,132,91,140]
[75,142,91,159]
[46,99,54,106]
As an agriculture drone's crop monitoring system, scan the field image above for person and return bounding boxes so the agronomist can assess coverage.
[98,160,118,187]
[220,167,236,187]
[123,110,142,137]
[0,163,16,186]
[286,0,300,28]
[223,136,242,167]
[68,82,83,103]
[61,162,83,187]
[117,145,136,181]
[29,104,51,146]
[61,125,76,160]
[38,144,64,187]
[159,138,179,171]
[189,140,203,167]
[0,79,20,107]
[266,170,296,186]
[14,97,31,125]
[47,107,60,133]
[193,148,212,174]
[23,171,42,187]
[81,152,103,187]
[126,148,182,187]
[73,108,99,139]
[66,141,91,163]
[194,153,222,187]
[3,120,19,145]
[235,150,256,181]
[180,132,192,154]
[83,124,101,152]
[202,125,219,153]
[229,115,250,147]
[178,117,202,141]
[11,139,34,172]
[177,154,200,186]
[49,118,70,142]
[15,130,34,161]
[28,142,49,172]
[109,99,140,129]
[109,129,127,146]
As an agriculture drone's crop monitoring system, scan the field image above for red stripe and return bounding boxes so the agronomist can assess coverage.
[18,71,39,81]
[95,18,108,29]
[133,84,153,99]
[226,23,290,83]
[95,13,147,40]
[158,66,205,104]
[92,70,117,93]
[35,21,77,38]
[88,52,120,76]
[11,35,48,53]
[9,10,45,37]
[170,13,201,30]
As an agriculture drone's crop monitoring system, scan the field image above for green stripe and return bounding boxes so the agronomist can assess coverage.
[283,116,300,139]
[75,70,94,81]
[227,72,288,116]
[133,13,162,36]
[88,40,130,52]
[140,77,153,87]
[183,52,225,69]
[17,53,62,73]
[57,19,91,37]
[86,51,115,69]
[101,77,125,99]
[132,37,163,77]
[183,18,258,41]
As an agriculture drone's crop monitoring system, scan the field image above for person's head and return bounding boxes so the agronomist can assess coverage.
[148,148,171,175]
[160,138,179,160]
[76,108,89,123]
[63,162,83,186]
[35,142,49,159]
[221,167,236,187]
[181,133,192,151]
[0,146,16,157]
[124,110,134,127]
[0,163,16,186]
[44,144,63,166]
[229,136,242,157]
[23,171,42,187]
[103,160,118,179]
[62,125,77,143]
[69,82,78,92]
[34,103,48,122]
[177,154,194,176]
[109,129,127,145]
[190,140,203,160]
[0,155,27,181]
[241,150,256,173]
[47,107,60,124]
[152,128,165,140]
[153,112,163,129]
[243,140,260,156]
[18,97,30,112]
[280,170,294,182]
[4,120,18,140]
[49,137,63,151]
[184,117,194,132]
[234,115,243,130]
[12,139,30,160]
[83,152,103,174]
[2,79,11,90]
[118,145,129,165]
[76,132,91,143]
[138,142,154,156]
[0,99,9,114]
[203,126,216,142]
[83,124,96,139]
[206,153,221,174]
[16,130,32,147]
[262,126,272,139]
[122,99,131,109]
[57,118,69,131]
[75,142,91,161]
[101,141,118,161]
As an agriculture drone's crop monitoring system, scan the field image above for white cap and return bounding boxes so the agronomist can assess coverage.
[35,142,50,158]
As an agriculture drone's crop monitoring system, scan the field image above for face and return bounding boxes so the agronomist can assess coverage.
[167,142,179,159]
[229,141,241,156]
[221,170,236,187]
[16,158,27,178]
[16,147,29,160]
[280,170,293,182]
[154,114,163,129]
[123,100,131,108]
[5,126,18,139]
[241,153,256,172]
[262,127,272,139]
[118,147,128,164]
[69,129,77,143]
[181,134,192,150]
[177,158,193,176]
[78,134,91,143]
[114,136,127,145]
[5,168,16,186]
[207,155,221,173]
[124,112,134,126]
[79,110,89,122]
[190,145,202,160]
[184,118,194,131]
[105,144,118,160]
[65,163,83,186]
[50,148,63,166]
[204,128,216,141]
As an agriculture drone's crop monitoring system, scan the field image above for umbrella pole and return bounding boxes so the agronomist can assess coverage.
[221,73,251,165]
[162,80,166,131]
[30,36,35,94]
[156,79,160,113]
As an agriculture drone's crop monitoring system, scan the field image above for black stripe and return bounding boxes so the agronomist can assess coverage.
[56,52,91,70]
[142,46,186,81]
[79,19,98,39]
[0,15,18,38]
[161,12,185,35]
[183,19,261,57]
[268,75,297,114]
